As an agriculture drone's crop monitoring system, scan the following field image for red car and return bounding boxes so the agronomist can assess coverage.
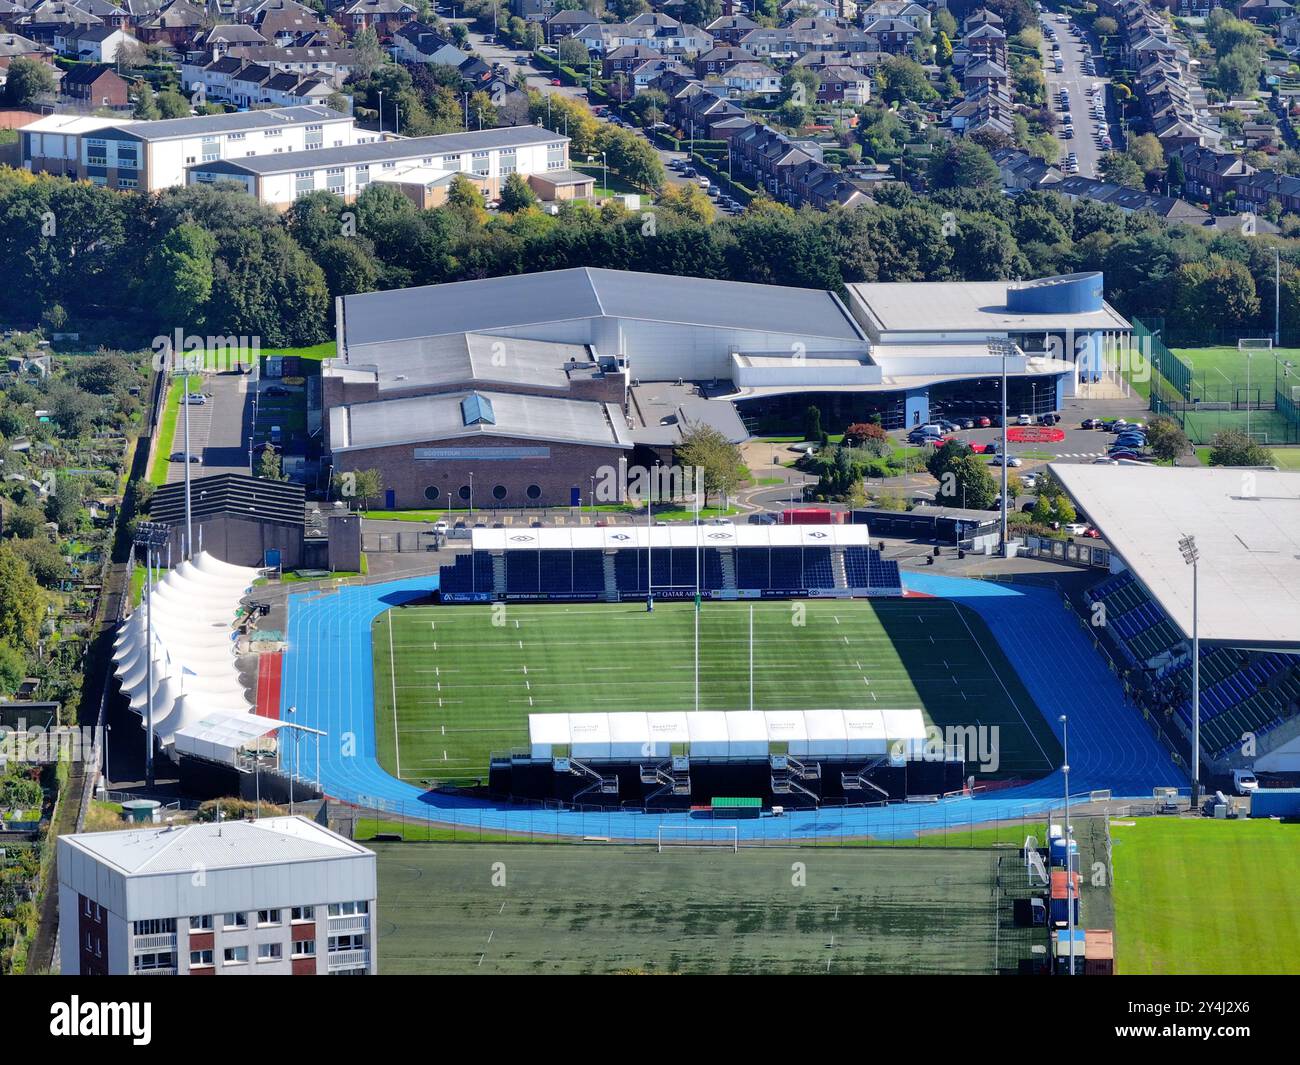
[976,416,991,428]
[1083,527,1102,539]
[550,78,562,85]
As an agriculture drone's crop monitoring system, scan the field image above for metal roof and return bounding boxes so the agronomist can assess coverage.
[331,390,630,452]
[192,125,564,175]
[107,104,347,142]
[339,267,866,349]
[337,332,590,393]
[1051,465,1300,646]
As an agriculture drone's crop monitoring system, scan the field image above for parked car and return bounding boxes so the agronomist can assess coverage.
[1038,413,1058,425]
[184,392,207,405]
[263,385,290,397]
[976,415,991,428]
[1233,769,1259,795]
[1083,527,1102,538]
[989,455,1023,467]
[960,418,975,429]
[748,512,779,524]
[1062,522,1088,535]
[1016,413,1032,425]
[1081,417,1100,429]
[170,451,201,463]
[1092,457,1119,465]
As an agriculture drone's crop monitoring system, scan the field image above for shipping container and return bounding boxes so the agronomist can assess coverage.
[1052,929,1086,973]
[1084,929,1114,975]
[1249,787,1300,818]
[1049,836,1079,868]
[780,507,842,525]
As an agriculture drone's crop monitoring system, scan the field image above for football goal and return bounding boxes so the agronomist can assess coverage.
[1238,338,1274,351]
[656,825,739,852]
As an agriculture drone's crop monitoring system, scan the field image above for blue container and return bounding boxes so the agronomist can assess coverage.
[1249,788,1300,818]
[1049,837,1079,868]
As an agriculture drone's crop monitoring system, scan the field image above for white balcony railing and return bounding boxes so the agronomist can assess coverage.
[327,914,369,933]
[326,949,370,972]
[133,933,177,952]
[134,966,178,976]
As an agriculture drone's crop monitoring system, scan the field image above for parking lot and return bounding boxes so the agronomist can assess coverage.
[164,371,253,483]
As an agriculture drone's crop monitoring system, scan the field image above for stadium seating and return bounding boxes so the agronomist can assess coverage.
[1087,572,1300,760]
[440,545,904,600]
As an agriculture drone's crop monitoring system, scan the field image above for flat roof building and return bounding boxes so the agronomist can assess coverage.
[59,816,377,976]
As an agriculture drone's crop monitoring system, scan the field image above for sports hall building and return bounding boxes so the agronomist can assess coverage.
[325,268,1130,509]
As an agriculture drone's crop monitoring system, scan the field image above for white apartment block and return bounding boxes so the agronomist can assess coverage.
[188,125,570,208]
[21,106,362,193]
[59,816,377,977]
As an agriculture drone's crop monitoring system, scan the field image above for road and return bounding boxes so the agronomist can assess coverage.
[1040,11,1110,179]
[164,371,254,483]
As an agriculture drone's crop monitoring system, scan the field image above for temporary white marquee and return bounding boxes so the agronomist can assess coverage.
[528,708,927,761]
[112,552,271,762]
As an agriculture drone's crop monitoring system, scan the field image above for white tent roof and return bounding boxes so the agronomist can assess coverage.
[111,551,265,757]
[527,708,926,755]
[173,712,284,765]
[472,524,870,552]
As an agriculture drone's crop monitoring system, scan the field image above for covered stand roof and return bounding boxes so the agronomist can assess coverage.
[470,524,871,551]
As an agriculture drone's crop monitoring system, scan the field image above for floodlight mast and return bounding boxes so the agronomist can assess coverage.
[1060,713,1073,976]
[1179,534,1201,805]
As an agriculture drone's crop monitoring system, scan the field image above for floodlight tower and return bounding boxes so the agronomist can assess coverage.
[1179,533,1201,804]
[1059,713,1074,976]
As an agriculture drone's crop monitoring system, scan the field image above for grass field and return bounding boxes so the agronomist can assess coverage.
[371,598,1061,784]
[1171,345,1299,396]
[371,842,1001,974]
[1112,818,1300,975]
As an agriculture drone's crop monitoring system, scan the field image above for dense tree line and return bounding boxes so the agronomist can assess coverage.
[6,160,1300,348]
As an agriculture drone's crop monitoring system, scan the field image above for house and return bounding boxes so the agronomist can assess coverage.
[1237,0,1293,22]
[136,0,206,50]
[990,147,1062,191]
[603,44,660,78]
[705,13,759,46]
[336,0,418,39]
[1054,174,1212,225]
[181,57,338,109]
[781,0,839,17]
[545,9,599,42]
[54,24,138,63]
[730,120,868,209]
[391,21,469,68]
[695,45,756,77]
[860,1,930,29]
[816,64,872,105]
[1171,143,1256,203]
[862,16,920,54]
[704,60,782,99]
[222,45,358,87]
[192,24,269,53]
[0,33,53,74]
[963,57,1010,95]
[59,62,129,107]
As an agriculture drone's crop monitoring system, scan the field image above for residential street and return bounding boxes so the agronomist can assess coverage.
[1041,12,1110,179]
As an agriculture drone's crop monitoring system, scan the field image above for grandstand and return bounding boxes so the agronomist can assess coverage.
[438,525,902,602]
[1057,465,1300,773]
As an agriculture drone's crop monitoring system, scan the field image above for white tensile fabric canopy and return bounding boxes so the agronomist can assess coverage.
[112,552,268,755]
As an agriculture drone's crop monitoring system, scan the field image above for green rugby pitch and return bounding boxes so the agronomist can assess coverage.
[371,598,1061,784]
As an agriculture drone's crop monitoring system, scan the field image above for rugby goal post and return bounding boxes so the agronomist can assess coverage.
[656,825,739,852]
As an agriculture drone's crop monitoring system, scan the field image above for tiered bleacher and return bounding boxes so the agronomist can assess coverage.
[1087,571,1300,759]
[438,525,903,601]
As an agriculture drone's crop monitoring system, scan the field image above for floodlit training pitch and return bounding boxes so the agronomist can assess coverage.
[372,842,1001,974]
[1111,817,1300,975]
[371,598,1061,784]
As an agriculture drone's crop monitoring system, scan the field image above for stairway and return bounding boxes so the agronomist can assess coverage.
[831,548,848,590]
[562,756,619,800]
[602,552,618,602]
[770,754,820,804]
[491,553,506,597]
[640,755,691,802]
[841,756,891,799]
[719,547,737,598]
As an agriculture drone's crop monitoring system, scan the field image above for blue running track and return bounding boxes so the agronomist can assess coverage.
[278,571,1184,841]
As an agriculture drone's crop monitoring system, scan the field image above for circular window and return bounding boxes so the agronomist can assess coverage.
[492,484,507,501]
[458,485,471,501]
[424,485,440,502]
[526,484,541,500]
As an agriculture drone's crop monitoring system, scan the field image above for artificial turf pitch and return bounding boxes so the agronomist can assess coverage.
[371,598,1061,784]
[1111,818,1300,975]
[372,842,1000,974]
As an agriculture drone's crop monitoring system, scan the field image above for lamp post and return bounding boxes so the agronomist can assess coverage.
[588,152,606,198]
[1060,713,1074,976]
[1179,534,1201,805]
[988,337,1012,555]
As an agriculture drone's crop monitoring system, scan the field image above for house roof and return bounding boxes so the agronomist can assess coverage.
[109,104,346,141]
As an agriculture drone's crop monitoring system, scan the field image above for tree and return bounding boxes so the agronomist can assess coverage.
[677,422,748,506]
[3,58,55,108]
[499,173,538,213]
[0,545,45,651]
[156,90,191,118]
[133,90,160,120]
[147,223,217,327]
[258,443,286,480]
[353,26,386,79]
[1145,415,1191,463]
[558,37,588,68]
[1208,428,1276,467]
[1094,16,1118,36]
[333,468,384,509]
[1098,151,1144,187]
[1167,152,1186,193]
[803,405,823,442]
[949,453,998,510]
[928,141,999,192]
